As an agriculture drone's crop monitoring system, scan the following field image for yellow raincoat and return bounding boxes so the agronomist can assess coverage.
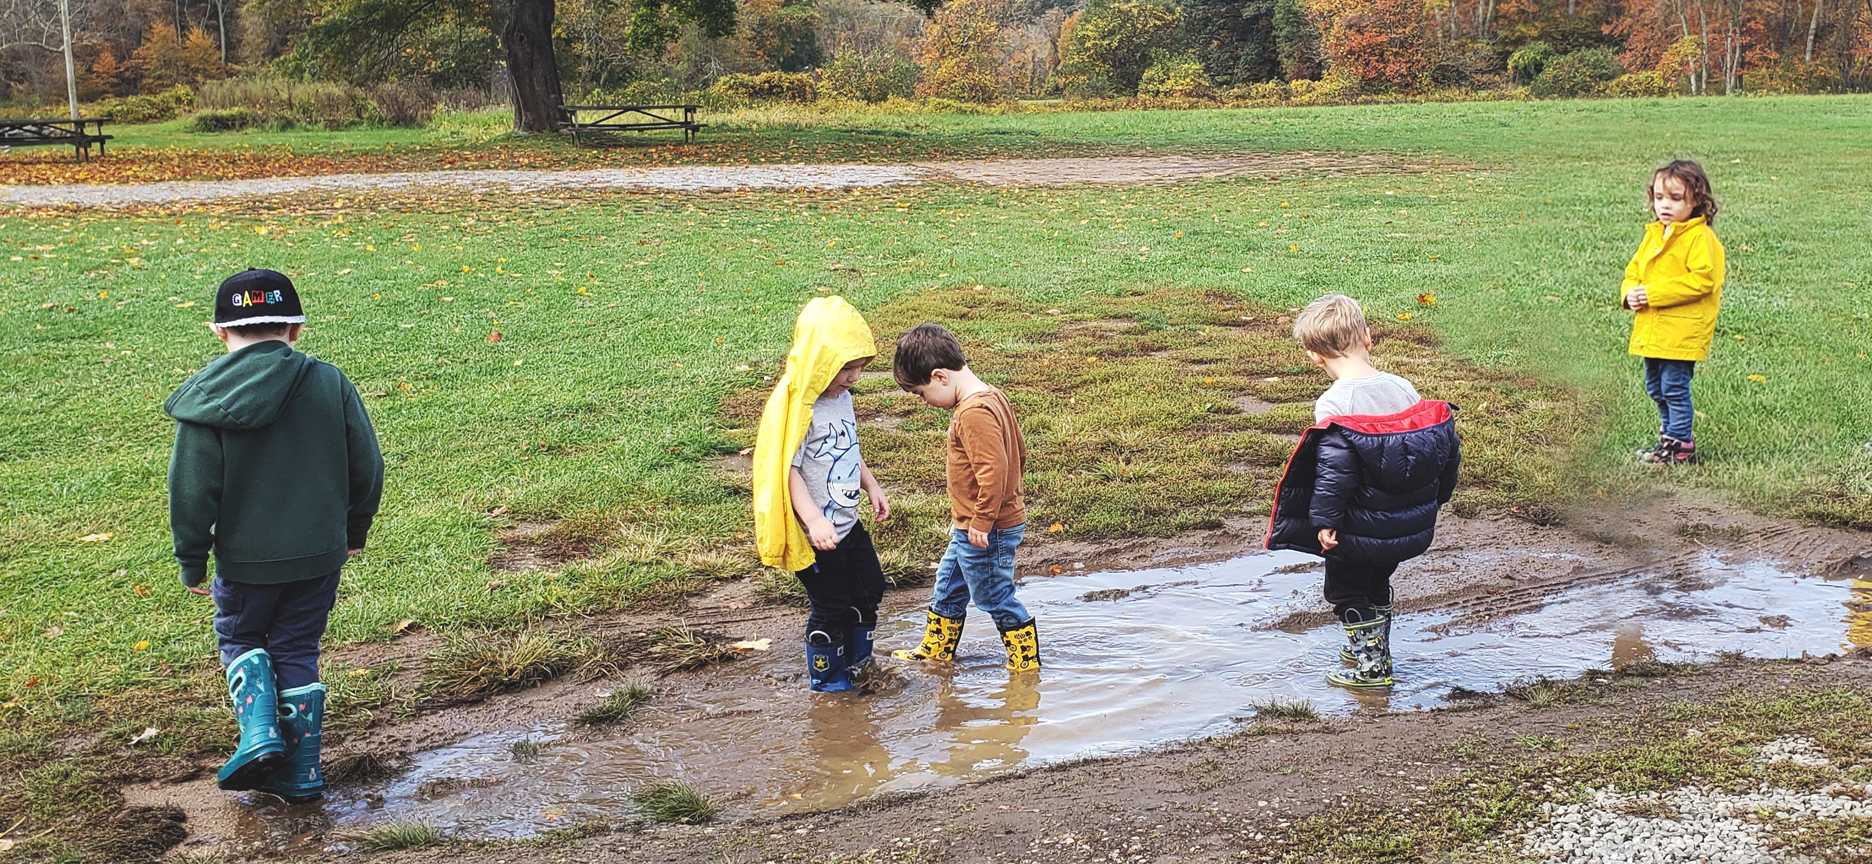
[753,296,877,572]
[1621,216,1726,362]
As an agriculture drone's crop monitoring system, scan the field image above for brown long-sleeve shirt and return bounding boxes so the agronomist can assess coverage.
[947,386,1027,532]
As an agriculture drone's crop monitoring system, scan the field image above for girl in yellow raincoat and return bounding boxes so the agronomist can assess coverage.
[1621,160,1726,465]
[753,297,892,692]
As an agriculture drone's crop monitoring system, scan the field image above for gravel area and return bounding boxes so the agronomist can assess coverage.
[1510,737,1870,864]
[0,154,1418,208]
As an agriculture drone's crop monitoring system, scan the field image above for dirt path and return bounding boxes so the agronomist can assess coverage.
[0,154,1426,207]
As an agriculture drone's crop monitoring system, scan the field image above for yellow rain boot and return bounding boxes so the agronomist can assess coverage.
[892,609,964,662]
[999,618,1040,672]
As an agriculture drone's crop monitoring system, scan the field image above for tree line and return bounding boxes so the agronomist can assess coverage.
[3,0,1869,126]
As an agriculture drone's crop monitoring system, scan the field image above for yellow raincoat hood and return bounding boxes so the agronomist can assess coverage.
[753,296,877,571]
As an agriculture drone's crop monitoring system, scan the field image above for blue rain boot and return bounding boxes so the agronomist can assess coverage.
[217,648,287,790]
[846,613,875,674]
[807,630,854,693]
[260,683,327,804]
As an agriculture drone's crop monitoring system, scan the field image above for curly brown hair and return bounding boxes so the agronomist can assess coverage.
[1651,160,1719,226]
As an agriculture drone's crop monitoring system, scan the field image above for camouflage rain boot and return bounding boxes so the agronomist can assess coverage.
[217,648,287,790]
[259,683,327,804]
[891,609,964,663]
[1326,614,1393,689]
[998,618,1040,672]
[1341,591,1394,676]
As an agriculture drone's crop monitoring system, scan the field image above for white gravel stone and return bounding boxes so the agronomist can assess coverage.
[1515,781,1872,864]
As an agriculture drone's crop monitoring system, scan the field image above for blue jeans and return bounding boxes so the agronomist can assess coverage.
[930,524,1030,630]
[212,570,340,691]
[1643,358,1697,442]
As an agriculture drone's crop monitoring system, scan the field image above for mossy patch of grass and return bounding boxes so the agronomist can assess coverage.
[421,629,616,700]
[576,682,654,726]
[324,751,399,785]
[1250,697,1319,723]
[355,819,445,852]
[632,780,717,824]
[633,625,737,675]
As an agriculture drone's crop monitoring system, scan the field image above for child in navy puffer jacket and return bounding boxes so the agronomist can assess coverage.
[1267,295,1460,689]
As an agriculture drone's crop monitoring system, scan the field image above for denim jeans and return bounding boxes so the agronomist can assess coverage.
[212,570,341,691]
[930,523,1030,630]
[1643,358,1697,442]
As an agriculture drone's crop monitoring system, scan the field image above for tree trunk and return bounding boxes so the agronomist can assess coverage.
[1804,0,1821,61]
[216,0,228,65]
[504,0,566,134]
[59,0,77,119]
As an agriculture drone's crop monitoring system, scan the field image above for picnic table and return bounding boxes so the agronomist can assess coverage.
[0,117,113,161]
[560,104,703,143]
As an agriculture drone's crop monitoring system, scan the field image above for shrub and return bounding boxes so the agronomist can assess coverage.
[1508,41,1556,85]
[370,80,439,126]
[93,86,195,124]
[187,107,260,132]
[711,71,816,103]
[820,50,918,103]
[1243,80,1288,101]
[917,0,1008,103]
[1530,48,1621,98]
[1604,71,1678,97]
[197,76,390,129]
[1137,53,1214,99]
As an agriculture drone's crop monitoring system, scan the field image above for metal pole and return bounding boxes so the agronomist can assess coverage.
[59,0,79,120]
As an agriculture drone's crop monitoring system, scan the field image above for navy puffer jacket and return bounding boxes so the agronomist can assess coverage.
[1265,399,1460,565]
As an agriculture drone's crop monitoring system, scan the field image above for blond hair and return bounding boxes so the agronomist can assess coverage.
[1292,295,1368,357]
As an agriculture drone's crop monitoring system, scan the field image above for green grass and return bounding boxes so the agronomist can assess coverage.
[575,682,653,726]
[421,629,615,700]
[1251,697,1319,723]
[631,779,717,824]
[354,819,444,851]
[2,95,1870,717]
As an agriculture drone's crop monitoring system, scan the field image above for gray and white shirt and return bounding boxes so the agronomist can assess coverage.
[1314,372,1421,423]
[792,392,864,541]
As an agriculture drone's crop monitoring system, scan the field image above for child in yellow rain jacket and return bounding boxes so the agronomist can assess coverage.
[754,296,891,693]
[1622,159,1726,465]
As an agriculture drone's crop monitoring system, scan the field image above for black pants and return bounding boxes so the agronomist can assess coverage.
[794,521,888,641]
[212,569,341,691]
[1323,559,1398,624]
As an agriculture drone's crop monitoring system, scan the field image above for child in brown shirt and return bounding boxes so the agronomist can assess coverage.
[889,324,1038,672]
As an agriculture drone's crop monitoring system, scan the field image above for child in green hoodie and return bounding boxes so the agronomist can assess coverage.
[166,269,384,805]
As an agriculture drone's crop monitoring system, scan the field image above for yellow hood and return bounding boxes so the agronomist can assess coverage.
[753,296,877,571]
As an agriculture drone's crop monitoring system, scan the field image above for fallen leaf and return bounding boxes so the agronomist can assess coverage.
[487,331,502,344]
[133,640,150,652]
[1047,522,1064,533]
[367,391,389,397]
[1747,374,1767,383]
[175,301,194,308]
[0,839,15,853]
[349,668,370,677]
[729,638,773,652]
[1050,565,1063,576]
[42,627,63,638]
[133,584,152,597]
[78,532,111,542]
[738,446,754,456]
[390,618,418,635]
[128,726,160,745]
[1417,293,1437,305]
[1397,312,1414,321]
[726,600,752,610]
[487,505,509,518]
[485,580,508,591]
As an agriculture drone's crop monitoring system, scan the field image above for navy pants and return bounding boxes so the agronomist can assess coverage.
[794,521,887,641]
[1323,558,1398,624]
[1643,358,1697,442]
[212,570,340,691]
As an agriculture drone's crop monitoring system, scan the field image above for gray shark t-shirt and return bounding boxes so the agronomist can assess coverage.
[792,392,863,541]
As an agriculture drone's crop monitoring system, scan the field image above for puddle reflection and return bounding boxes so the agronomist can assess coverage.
[289,550,1871,841]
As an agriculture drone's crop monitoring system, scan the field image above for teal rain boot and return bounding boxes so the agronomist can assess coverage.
[260,683,327,804]
[1327,615,1394,689]
[806,630,854,693]
[217,648,287,790]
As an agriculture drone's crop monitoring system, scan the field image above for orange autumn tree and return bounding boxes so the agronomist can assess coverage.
[1309,0,1442,92]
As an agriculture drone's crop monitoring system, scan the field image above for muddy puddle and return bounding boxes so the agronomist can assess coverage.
[205,550,1870,849]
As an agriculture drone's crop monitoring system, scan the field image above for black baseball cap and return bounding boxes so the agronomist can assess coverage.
[215,268,306,327]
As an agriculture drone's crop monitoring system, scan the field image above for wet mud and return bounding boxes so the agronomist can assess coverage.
[127,493,1872,856]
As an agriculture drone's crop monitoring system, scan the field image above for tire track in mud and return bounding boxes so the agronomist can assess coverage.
[1417,524,1865,629]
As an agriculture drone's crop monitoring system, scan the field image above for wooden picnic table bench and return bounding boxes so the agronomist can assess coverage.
[561,104,703,144]
[0,117,113,161]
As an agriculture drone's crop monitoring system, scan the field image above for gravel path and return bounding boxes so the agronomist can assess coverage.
[0,153,1416,208]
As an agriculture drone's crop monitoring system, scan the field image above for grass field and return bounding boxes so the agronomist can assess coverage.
[3,95,1871,720]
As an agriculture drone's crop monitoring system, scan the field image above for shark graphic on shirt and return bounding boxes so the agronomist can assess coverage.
[811,418,863,521]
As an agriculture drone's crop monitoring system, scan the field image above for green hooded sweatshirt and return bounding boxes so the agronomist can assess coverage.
[165,340,384,587]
